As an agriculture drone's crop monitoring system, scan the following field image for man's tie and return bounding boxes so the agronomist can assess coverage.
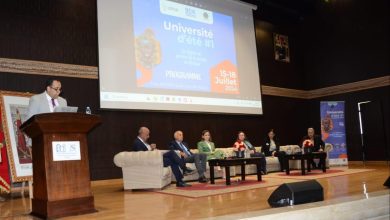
[51,98,56,108]
[180,142,191,156]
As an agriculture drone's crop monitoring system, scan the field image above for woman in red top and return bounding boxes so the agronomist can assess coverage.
[233,131,267,174]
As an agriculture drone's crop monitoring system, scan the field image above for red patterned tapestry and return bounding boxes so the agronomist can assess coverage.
[0,109,11,193]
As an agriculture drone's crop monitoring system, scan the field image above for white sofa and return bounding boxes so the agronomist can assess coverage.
[113,150,172,190]
[113,145,314,190]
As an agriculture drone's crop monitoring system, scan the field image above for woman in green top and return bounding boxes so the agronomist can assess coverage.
[197,130,225,160]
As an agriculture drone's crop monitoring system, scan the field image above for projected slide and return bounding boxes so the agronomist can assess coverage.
[134,0,239,94]
[97,0,263,114]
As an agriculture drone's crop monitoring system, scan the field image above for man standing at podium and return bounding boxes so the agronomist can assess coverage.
[27,79,67,119]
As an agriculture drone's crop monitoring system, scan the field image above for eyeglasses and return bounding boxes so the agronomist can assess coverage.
[50,87,62,92]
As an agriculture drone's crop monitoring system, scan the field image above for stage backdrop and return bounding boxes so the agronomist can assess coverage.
[320,101,348,165]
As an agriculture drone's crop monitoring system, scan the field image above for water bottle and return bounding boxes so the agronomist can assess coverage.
[245,149,251,158]
[85,106,91,114]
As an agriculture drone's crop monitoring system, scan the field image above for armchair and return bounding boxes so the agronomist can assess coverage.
[113,150,172,190]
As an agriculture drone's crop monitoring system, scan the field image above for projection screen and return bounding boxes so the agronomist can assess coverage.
[97,0,263,114]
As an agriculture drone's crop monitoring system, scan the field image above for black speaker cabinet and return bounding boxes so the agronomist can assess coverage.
[268,180,324,207]
[384,176,390,188]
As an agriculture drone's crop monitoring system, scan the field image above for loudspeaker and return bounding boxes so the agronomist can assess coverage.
[384,176,390,188]
[268,180,323,207]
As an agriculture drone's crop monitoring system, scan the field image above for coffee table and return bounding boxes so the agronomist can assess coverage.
[208,157,263,185]
[284,152,327,175]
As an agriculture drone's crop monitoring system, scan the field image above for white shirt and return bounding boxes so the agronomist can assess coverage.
[270,140,277,152]
[45,92,59,112]
[205,141,212,151]
[137,136,151,151]
[176,141,191,155]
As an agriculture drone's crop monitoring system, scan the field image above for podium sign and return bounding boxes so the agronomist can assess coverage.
[20,113,101,218]
[52,141,81,161]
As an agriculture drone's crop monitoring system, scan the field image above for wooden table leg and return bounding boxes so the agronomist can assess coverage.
[241,164,246,181]
[210,165,215,184]
[225,166,231,185]
[286,159,290,175]
[257,162,262,181]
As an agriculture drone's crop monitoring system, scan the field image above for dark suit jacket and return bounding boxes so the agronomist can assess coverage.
[132,137,149,151]
[168,140,193,157]
[262,137,280,156]
[302,135,325,152]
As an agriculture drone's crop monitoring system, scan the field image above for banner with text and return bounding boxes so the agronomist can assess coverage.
[320,101,348,165]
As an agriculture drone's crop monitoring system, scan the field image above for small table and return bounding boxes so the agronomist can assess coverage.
[208,157,263,185]
[284,152,327,175]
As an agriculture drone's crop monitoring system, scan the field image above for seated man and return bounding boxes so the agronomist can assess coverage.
[132,127,191,187]
[302,127,326,168]
[169,130,208,183]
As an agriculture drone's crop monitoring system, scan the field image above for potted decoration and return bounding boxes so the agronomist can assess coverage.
[302,139,314,154]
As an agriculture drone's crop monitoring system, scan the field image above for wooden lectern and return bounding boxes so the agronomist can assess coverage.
[20,113,101,219]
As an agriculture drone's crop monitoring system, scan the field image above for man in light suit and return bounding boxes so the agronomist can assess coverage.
[132,127,191,187]
[169,130,208,183]
[27,79,67,119]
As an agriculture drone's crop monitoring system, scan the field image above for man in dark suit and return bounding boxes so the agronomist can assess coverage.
[302,127,326,168]
[168,130,208,183]
[132,127,191,187]
[302,128,325,152]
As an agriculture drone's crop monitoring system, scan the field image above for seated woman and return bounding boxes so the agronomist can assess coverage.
[197,130,225,160]
[233,131,267,174]
[261,129,286,172]
[197,130,226,178]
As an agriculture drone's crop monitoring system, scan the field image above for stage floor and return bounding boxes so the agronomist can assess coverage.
[0,163,389,219]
